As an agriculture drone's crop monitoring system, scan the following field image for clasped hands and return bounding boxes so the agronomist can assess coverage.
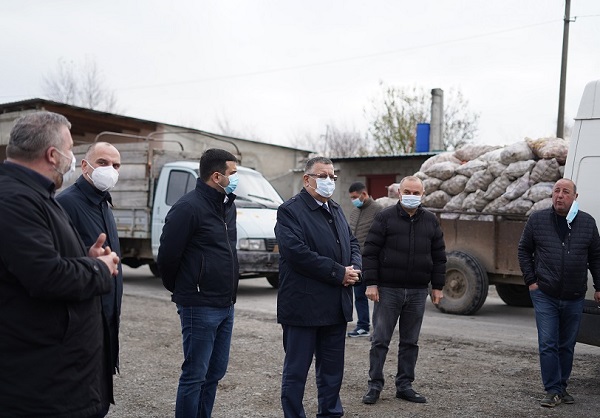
[88,233,120,276]
[342,266,361,287]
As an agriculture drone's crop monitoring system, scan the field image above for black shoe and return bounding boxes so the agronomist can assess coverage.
[362,388,380,404]
[396,388,427,403]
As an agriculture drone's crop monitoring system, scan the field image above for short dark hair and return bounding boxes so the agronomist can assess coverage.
[7,111,71,161]
[200,148,238,181]
[348,182,366,194]
[304,156,333,173]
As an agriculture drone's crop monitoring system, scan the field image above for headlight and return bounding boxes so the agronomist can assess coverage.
[238,238,266,251]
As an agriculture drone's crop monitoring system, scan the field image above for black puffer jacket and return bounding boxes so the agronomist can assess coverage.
[518,207,600,300]
[362,204,446,290]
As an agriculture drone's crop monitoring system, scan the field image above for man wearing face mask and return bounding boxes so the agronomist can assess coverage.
[0,111,120,417]
[275,156,362,417]
[157,148,239,418]
[361,175,446,406]
[57,142,123,414]
[518,178,600,407]
[347,182,383,338]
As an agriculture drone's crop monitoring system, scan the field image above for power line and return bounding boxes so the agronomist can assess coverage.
[115,19,562,92]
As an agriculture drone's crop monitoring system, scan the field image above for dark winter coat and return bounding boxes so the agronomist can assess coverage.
[362,204,447,290]
[57,175,123,374]
[275,188,362,326]
[518,207,600,300]
[157,179,239,307]
[0,162,113,418]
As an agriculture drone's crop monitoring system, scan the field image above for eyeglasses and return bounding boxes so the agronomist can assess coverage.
[307,173,338,182]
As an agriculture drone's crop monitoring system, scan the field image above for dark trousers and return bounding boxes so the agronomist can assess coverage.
[368,287,428,392]
[281,323,346,418]
[353,280,370,331]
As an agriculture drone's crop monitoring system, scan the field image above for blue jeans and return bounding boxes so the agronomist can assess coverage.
[281,323,346,418]
[176,304,234,418]
[368,287,428,391]
[353,280,370,331]
[529,289,584,394]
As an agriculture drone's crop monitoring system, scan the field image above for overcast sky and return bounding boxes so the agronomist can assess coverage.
[2,0,599,149]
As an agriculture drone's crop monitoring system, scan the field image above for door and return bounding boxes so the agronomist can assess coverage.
[366,174,397,199]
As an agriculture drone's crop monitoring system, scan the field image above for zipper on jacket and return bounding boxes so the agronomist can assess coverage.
[224,216,236,305]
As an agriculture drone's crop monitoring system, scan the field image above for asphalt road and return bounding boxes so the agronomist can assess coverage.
[122,265,600,355]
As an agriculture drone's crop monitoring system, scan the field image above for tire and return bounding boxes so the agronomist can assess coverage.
[266,274,279,289]
[436,251,488,315]
[149,262,161,278]
[495,284,533,307]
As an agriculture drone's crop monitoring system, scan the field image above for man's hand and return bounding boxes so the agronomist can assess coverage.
[98,252,120,276]
[594,290,600,304]
[528,283,539,291]
[431,289,443,305]
[342,266,360,287]
[88,233,112,258]
[365,285,379,303]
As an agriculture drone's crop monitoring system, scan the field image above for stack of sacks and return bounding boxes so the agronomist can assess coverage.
[375,182,400,208]
[415,137,568,220]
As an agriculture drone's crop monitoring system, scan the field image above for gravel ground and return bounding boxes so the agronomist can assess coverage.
[107,294,600,418]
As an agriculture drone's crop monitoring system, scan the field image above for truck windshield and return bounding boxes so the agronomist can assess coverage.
[236,170,283,207]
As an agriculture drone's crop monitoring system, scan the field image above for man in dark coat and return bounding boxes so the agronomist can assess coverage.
[275,156,362,418]
[57,142,123,410]
[362,175,446,406]
[0,111,120,417]
[518,178,600,407]
[158,148,239,418]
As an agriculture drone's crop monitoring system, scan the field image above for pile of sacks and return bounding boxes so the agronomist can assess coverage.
[414,137,569,219]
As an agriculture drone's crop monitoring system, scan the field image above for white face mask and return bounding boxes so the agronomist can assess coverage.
[315,177,335,198]
[85,160,119,191]
[401,194,422,209]
[55,149,76,183]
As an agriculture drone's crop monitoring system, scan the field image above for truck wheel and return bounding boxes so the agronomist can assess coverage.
[149,262,161,278]
[436,251,488,315]
[266,274,279,289]
[495,284,532,307]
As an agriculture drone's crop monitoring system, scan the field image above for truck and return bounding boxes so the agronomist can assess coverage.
[432,79,600,346]
[66,139,282,288]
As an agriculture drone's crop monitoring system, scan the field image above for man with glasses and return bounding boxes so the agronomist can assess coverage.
[275,156,362,417]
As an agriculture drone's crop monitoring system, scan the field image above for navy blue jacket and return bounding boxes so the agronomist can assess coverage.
[518,206,600,300]
[57,175,123,375]
[0,162,112,417]
[158,179,239,307]
[363,204,447,290]
[275,188,361,326]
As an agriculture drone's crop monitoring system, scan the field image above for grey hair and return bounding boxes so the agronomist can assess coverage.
[7,111,71,161]
[304,156,333,173]
[399,175,424,189]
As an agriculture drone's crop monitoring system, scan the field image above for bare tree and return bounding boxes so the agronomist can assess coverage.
[366,83,479,154]
[43,57,118,112]
[292,123,372,158]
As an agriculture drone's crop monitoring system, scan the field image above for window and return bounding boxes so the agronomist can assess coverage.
[166,170,196,206]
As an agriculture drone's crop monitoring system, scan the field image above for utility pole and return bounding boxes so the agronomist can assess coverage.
[557,0,571,138]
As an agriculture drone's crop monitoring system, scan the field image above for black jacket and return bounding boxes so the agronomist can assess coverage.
[158,179,239,307]
[275,189,362,326]
[518,207,600,300]
[362,204,447,290]
[0,163,113,417]
[57,175,123,374]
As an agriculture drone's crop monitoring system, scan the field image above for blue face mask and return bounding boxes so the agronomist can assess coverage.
[351,197,363,208]
[566,200,578,228]
[315,177,335,198]
[219,172,239,194]
[401,195,421,209]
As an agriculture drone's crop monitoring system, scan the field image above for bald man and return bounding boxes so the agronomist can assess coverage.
[57,142,123,415]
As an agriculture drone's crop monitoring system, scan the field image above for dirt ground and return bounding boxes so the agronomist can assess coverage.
[107,294,600,418]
